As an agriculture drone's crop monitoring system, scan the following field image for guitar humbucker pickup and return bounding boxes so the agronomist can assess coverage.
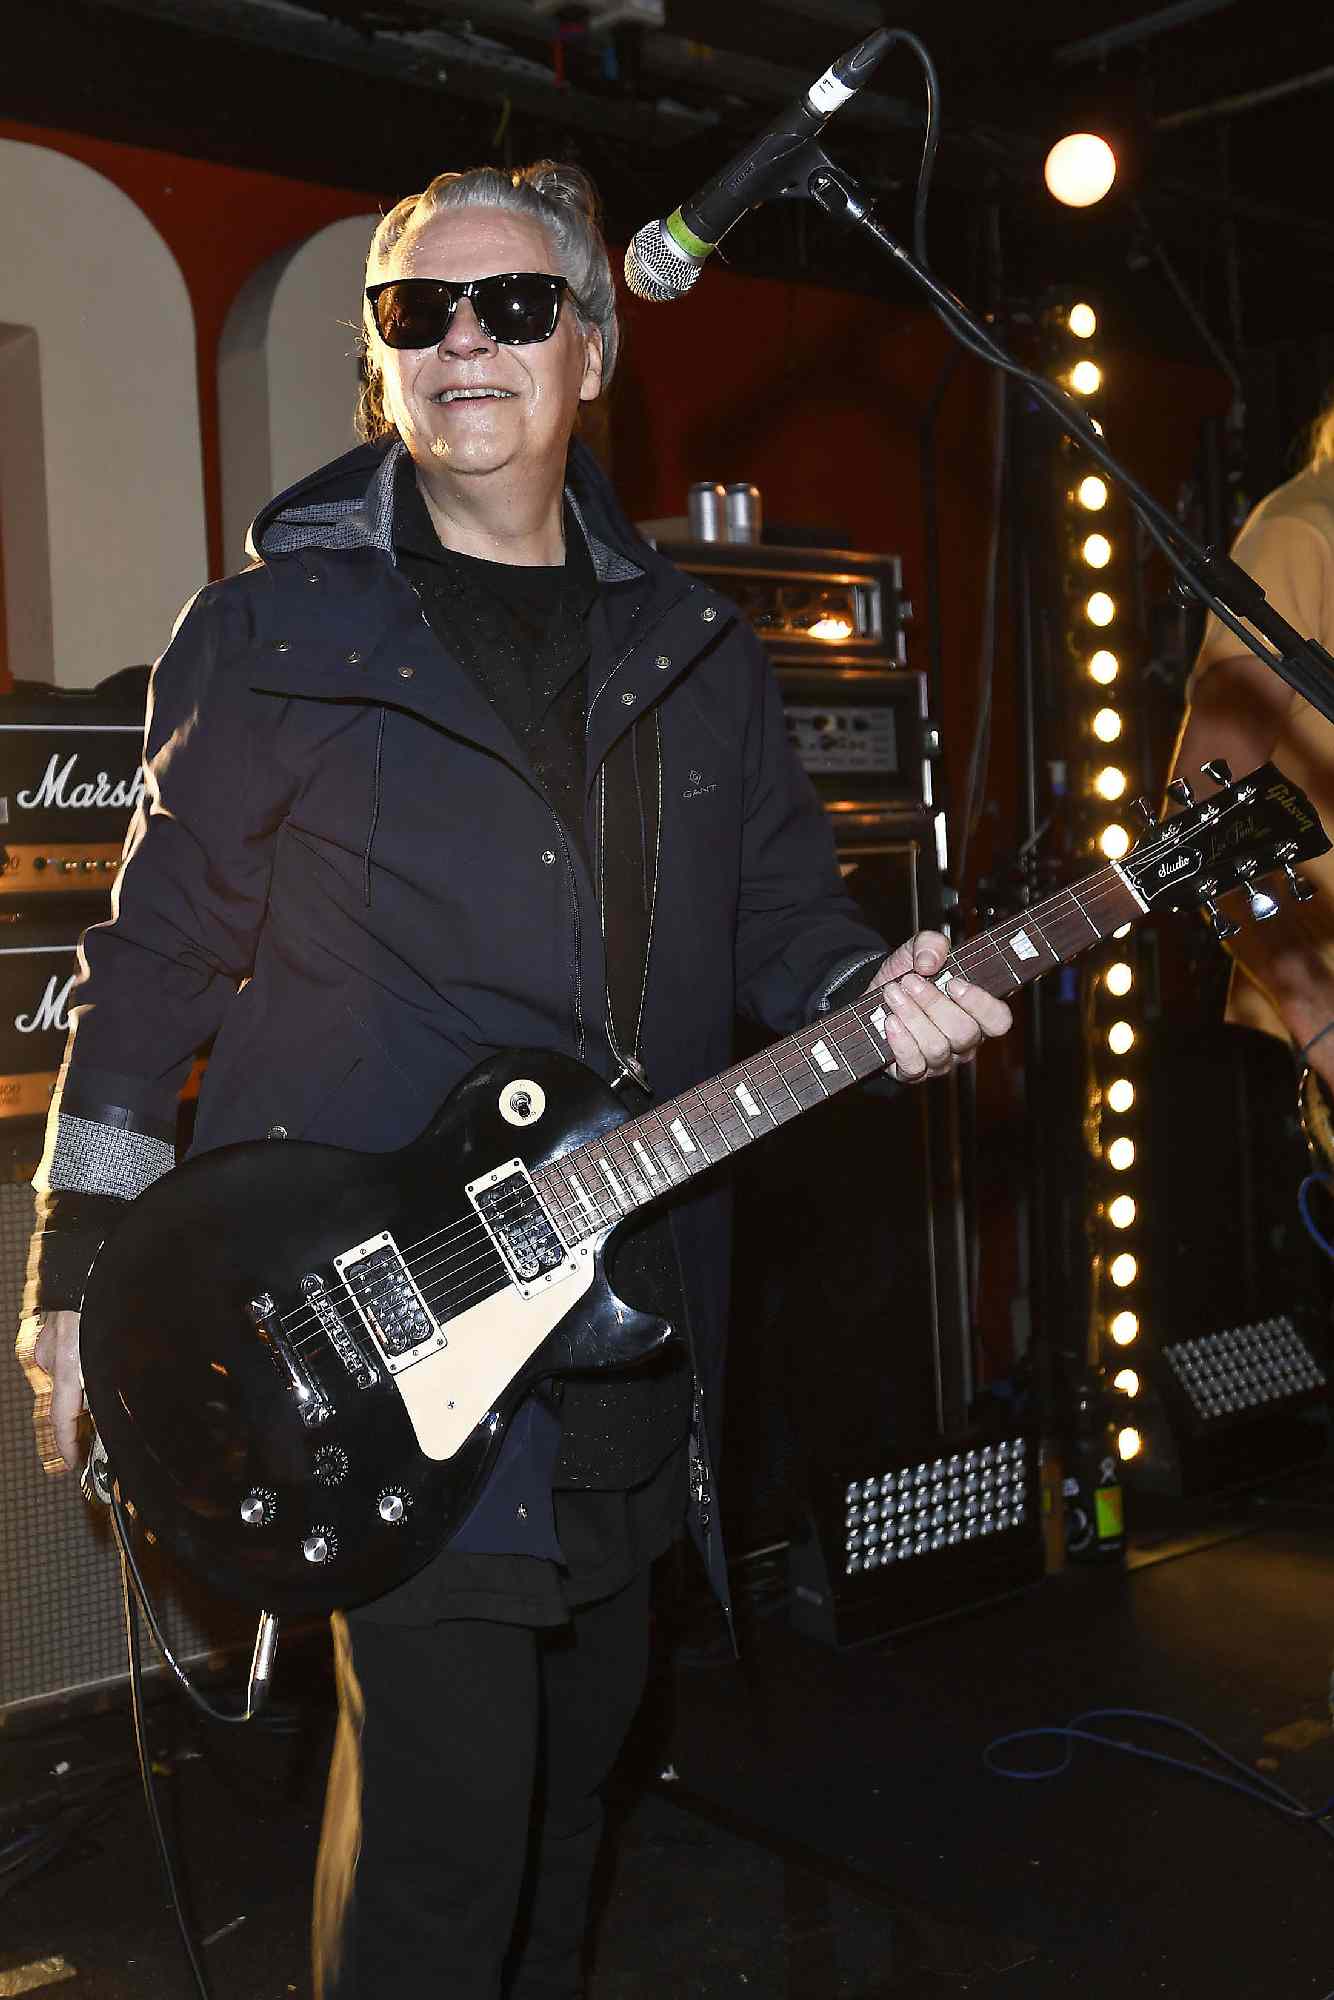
[466,1158,577,1299]
[334,1232,446,1376]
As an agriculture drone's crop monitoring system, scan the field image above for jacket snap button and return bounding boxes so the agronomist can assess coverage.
[398,665,415,680]
[516,1503,528,1521]
[655,654,671,669]
[272,641,291,653]
[268,1124,288,1140]
[541,850,556,865]
[621,691,637,706]
[701,606,717,623]
[346,650,363,665]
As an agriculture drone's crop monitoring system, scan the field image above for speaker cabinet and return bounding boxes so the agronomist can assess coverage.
[724,822,971,1557]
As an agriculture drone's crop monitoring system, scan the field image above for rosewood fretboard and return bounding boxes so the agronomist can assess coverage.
[533,863,1142,1247]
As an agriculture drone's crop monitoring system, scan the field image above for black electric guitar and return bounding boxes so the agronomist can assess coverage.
[80,762,1328,1615]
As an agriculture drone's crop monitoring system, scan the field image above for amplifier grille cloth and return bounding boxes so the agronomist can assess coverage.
[0,1181,244,1713]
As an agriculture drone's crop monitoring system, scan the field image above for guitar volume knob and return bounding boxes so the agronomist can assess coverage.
[239,1488,276,1527]
[378,1490,410,1524]
[302,1526,338,1564]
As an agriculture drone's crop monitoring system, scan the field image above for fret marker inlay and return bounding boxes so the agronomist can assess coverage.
[631,1139,658,1178]
[734,1083,762,1119]
[1008,929,1039,962]
[810,1039,839,1075]
[870,1006,889,1040]
[669,1118,697,1154]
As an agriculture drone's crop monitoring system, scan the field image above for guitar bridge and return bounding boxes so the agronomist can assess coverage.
[301,1273,378,1388]
[249,1292,333,1426]
[466,1158,577,1298]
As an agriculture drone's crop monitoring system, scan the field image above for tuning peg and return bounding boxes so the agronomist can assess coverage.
[1166,777,1195,807]
[1249,888,1281,922]
[1203,898,1240,939]
[1284,864,1316,903]
[1200,757,1233,786]
[1130,796,1157,828]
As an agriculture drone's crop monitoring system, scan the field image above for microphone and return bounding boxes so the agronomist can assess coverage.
[624,26,891,303]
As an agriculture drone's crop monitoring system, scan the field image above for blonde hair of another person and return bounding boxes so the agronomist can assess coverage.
[357,162,620,443]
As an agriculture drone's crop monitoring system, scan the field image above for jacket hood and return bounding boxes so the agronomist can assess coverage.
[246,434,651,587]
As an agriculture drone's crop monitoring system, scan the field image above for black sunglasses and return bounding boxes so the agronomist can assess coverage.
[365,272,583,351]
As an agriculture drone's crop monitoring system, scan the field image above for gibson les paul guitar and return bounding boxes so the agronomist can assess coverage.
[80,761,1328,1615]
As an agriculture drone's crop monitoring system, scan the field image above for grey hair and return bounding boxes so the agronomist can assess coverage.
[357,160,619,442]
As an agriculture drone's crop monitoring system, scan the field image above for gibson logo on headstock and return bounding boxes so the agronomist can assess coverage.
[1265,778,1316,835]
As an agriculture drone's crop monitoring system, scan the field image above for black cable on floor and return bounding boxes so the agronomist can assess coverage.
[985,1706,1334,1840]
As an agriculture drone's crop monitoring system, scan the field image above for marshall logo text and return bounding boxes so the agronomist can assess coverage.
[16,754,145,814]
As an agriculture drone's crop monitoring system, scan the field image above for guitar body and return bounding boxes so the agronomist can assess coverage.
[80,1050,675,1616]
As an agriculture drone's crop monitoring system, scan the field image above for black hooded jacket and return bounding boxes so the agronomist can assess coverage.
[31,435,888,1605]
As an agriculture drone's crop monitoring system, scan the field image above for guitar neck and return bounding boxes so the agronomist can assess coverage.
[534,862,1143,1245]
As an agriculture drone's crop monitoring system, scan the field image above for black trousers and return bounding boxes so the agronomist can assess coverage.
[313,1569,653,2000]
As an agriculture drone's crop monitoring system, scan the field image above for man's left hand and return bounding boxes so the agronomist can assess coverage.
[867,930,1012,1082]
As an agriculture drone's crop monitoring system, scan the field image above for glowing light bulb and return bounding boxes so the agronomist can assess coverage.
[1110,1252,1138,1287]
[1095,765,1126,800]
[1113,1368,1140,1397]
[1068,302,1098,338]
[1045,135,1117,209]
[1099,824,1130,859]
[1106,1078,1135,1113]
[1089,650,1119,684]
[1108,1020,1135,1055]
[1078,475,1108,509]
[1082,533,1112,568]
[1117,1426,1143,1461]
[1071,360,1103,396]
[808,615,853,641]
[1093,707,1122,743]
[1108,1136,1136,1171]
[1108,1194,1136,1229]
[1111,1310,1139,1344]
[1105,961,1133,996]
[1087,591,1116,626]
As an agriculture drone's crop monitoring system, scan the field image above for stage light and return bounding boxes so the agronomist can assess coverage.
[1110,1252,1138,1287]
[840,1437,1030,1574]
[1111,1311,1139,1345]
[1105,961,1133,996]
[1106,1078,1134,1113]
[1095,764,1126,800]
[1113,1368,1140,1397]
[1078,475,1108,510]
[1045,134,1117,209]
[1160,1315,1326,1423]
[1117,1425,1143,1461]
[1068,302,1098,338]
[1108,1020,1135,1055]
[1108,1194,1136,1229]
[1087,591,1116,626]
[1089,650,1118,683]
[1099,823,1130,859]
[1071,360,1103,396]
[1108,1136,1136,1170]
[1082,533,1112,568]
[1093,707,1122,743]
[808,615,853,641]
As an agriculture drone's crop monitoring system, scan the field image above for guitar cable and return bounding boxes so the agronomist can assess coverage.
[108,1478,280,2000]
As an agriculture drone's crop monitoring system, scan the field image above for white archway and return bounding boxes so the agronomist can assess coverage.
[0,141,206,688]
[218,214,378,566]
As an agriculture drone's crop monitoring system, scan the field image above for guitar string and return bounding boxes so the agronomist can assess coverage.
[278,862,1151,1354]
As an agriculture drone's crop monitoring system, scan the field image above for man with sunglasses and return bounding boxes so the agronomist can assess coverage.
[18,161,1010,1997]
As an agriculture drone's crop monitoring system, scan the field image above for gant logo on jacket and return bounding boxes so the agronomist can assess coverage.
[682,767,716,801]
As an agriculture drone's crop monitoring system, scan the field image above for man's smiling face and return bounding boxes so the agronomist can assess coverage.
[373,207,602,489]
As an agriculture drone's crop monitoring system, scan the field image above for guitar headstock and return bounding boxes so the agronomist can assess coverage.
[1120,761,1330,935]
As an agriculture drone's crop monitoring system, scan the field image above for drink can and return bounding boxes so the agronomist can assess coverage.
[687,482,728,542]
[724,481,762,545]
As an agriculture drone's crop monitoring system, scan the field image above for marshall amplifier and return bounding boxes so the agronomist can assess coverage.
[0,680,147,901]
[653,540,938,815]
[0,908,92,1124]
